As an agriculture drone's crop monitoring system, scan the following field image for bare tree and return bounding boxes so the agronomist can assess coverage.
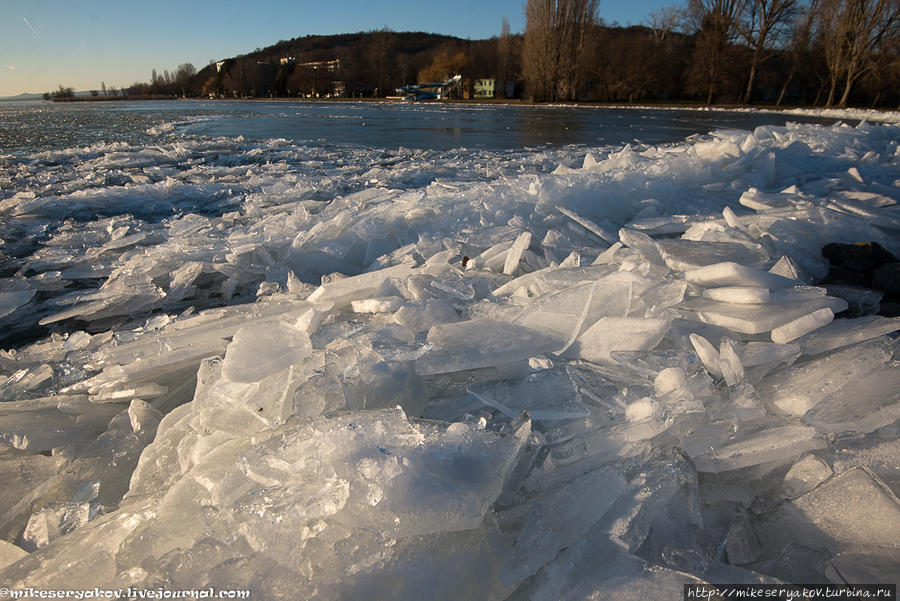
[368,28,395,97]
[497,17,513,92]
[738,0,802,103]
[775,1,817,105]
[819,0,900,106]
[647,5,686,43]
[522,0,599,101]
[686,0,746,104]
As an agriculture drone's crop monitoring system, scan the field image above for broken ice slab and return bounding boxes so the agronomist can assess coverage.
[680,294,847,335]
[728,381,766,421]
[757,467,900,557]
[5,400,162,542]
[468,367,590,422]
[803,363,900,434]
[0,279,35,319]
[690,333,724,380]
[564,317,669,364]
[770,307,833,344]
[593,449,700,553]
[795,315,900,355]
[690,424,826,473]
[684,262,798,289]
[530,539,706,601]
[350,296,404,314]
[739,187,812,211]
[306,262,414,309]
[725,519,762,565]
[415,319,562,376]
[658,240,769,272]
[503,231,532,275]
[703,287,770,304]
[0,451,63,541]
[220,322,312,383]
[38,279,165,326]
[832,438,900,498]
[492,264,616,298]
[0,365,54,402]
[21,502,91,552]
[755,340,891,416]
[719,337,744,386]
[780,453,833,500]
[501,465,626,586]
[0,539,27,570]
[0,396,120,453]
[827,546,900,585]
[556,206,616,245]
[754,544,831,584]
[392,299,459,334]
[512,280,632,350]
[69,340,228,398]
[469,239,514,272]
[739,341,800,368]
[626,214,719,236]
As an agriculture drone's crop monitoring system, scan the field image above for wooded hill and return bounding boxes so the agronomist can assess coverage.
[101,2,900,109]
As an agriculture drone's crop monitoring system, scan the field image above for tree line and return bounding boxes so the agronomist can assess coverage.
[49,0,900,108]
[521,0,900,107]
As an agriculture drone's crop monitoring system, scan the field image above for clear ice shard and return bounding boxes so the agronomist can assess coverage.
[703,287,770,304]
[565,317,669,363]
[0,540,27,571]
[392,299,459,333]
[690,424,826,472]
[770,307,833,344]
[756,339,891,416]
[681,294,847,334]
[780,453,833,500]
[684,262,798,289]
[415,319,561,375]
[468,367,590,422]
[802,363,900,434]
[500,464,626,585]
[307,263,414,308]
[1,408,529,597]
[795,315,900,355]
[503,231,532,275]
[220,323,312,383]
[757,467,900,556]
[530,540,706,601]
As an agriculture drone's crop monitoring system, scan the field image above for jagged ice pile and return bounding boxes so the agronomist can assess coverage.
[1,119,900,599]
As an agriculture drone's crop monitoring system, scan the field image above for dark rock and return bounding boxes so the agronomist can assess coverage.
[819,266,870,288]
[821,241,898,276]
[872,262,900,298]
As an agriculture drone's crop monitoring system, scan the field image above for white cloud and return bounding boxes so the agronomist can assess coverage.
[5,65,15,71]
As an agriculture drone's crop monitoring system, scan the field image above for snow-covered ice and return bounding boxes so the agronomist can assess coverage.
[1,113,899,598]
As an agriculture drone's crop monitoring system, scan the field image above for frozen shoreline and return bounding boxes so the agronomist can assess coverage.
[0,119,899,597]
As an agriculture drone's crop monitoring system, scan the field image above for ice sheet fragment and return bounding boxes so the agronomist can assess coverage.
[220,323,312,383]
[690,425,825,472]
[565,317,669,364]
[503,231,532,275]
[416,319,561,375]
[703,287,770,304]
[770,307,834,344]
[685,262,797,289]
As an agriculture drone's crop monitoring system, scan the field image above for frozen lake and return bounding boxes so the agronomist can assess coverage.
[2,99,843,153]
[1,100,899,598]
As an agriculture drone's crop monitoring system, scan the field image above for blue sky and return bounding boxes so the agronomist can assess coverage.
[1,0,678,97]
